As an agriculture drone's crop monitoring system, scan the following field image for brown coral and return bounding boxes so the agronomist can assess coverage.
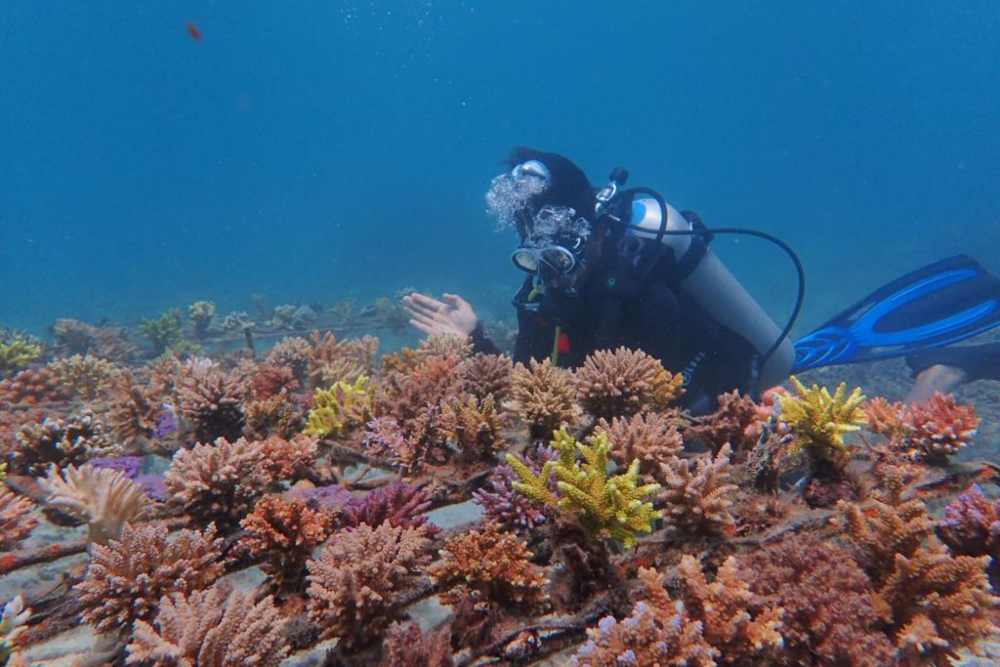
[250,361,300,400]
[306,522,432,648]
[127,584,290,667]
[594,411,684,479]
[12,411,119,475]
[41,464,149,544]
[380,621,454,667]
[430,523,548,610]
[438,394,507,462]
[688,390,760,456]
[164,436,279,529]
[306,330,378,388]
[77,522,224,633]
[106,371,161,450]
[265,335,312,382]
[657,443,738,537]
[177,360,249,443]
[243,395,307,440]
[46,354,121,400]
[573,347,684,420]
[842,497,934,584]
[0,367,72,405]
[0,488,37,551]
[457,353,513,402]
[507,358,581,438]
[256,434,318,480]
[239,494,335,592]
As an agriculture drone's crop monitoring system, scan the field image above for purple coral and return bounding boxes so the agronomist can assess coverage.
[286,484,356,511]
[154,403,178,439]
[340,481,439,536]
[90,456,143,479]
[472,464,547,532]
[938,484,1000,559]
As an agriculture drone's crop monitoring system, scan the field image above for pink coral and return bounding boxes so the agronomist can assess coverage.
[938,485,1000,562]
[0,488,37,551]
[573,347,684,420]
[899,392,979,463]
[341,481,439,536]
[472,464,548,532]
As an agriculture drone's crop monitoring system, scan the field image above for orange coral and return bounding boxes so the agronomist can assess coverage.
[0,488,36,551]
[573,347,684,420]
[127,585,290,667]
[430,523,547,610]
[594,411,683,478]
[842,497,934,584]
[265,335,312,382]
[77,522,224,633]
[657,444,738,537]
[458,353,513,402]
[864,396,906,439]
[240,494,335,591]
[256,434,318,480]
[306,522,432,648]
[507,358,581,438]
[250,361,299,400]
[0,367,72,405]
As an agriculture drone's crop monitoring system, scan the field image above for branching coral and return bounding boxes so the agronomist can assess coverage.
[898,392,979,463]
[688,390,760,456]
[127,585,290,667]
[257,434,318,480]
[594,411,684,479]
[77,522,224,633]
[570,567,716,667]
[864,396,906,440]
[779,376,866,477]
[303,375,372,438]
[244,395,306,440]
[380,621,454,667]
[306,330,378,388]
[574,347,685,420]
[458,353,513,402]
[187,300,216,339]
[737,533,895,666]
[52,318,135,362]
[306,522,432,648]
[472,464,548,532]
[430,523,548,610]
[250,361,299,400]
[107,371,161,449]
[0,336,42,375]
[12,411,119,475]
[657,444,738,538]
[438,393,506,462]
[177,359,249,443]
[240,494,335,592]
[165,436,280,529]
[507,358,581,438]
[265,335,312,383]
[506,427,660,548]
[340,480,438,535]
[138,309,183,354]
[842,496,934,583]
[47,353,120,400]
[0,595,29,665]
[41,464,149,544]
[0,488,37,551]
[0,367,72,404]
[938,485,1000,563]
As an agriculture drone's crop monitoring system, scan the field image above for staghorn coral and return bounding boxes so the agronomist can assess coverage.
[307,330,378,388]
[864,396,906,440]
[165,436,280,529]
[657,444,738,538]
[177,359,249,443]
[457,353,513,402]
[594,411,684,480]
[47,353,120,399]
[41,464,149,544]
[573,347,685,420]
[127,584,290,667]
[430,523,548,610]
[243,395,306,440]
[688,390,760,456]
[265,335,312,382]
[938,485,1000,565]
[107,371,162,449]
[12,410,119,475]
[898,392,979,463]
[472,463,548,532]
[506,427,661,548]
[340,480,438,535]
[306,521,432,648]
[438,393,506,462]
[249,361,299,400]
[779,376,866,477]
[77,522,224,633]
[52,318,135,362]
[570,567,716,667]
[738,533,895,666]
[240,494,335,591]
[0,367,72,405]
[0,488,37,551]
[417,333,473,360]
[0,595,29,665]
[507,358,581,438]
[257,434,318,480]
[380,621,454,667]
[138,309,183,355]
[842,496,935,584]
[0,336,42,375]
[187,300,216,339]
[303,375,372,438]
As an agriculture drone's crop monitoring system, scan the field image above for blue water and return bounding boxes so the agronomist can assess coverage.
[2,1,999,336]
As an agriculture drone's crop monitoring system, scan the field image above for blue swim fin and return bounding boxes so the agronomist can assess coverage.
[792,255,1000,373]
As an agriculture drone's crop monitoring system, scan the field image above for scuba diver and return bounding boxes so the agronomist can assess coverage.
[403,147,1000,413]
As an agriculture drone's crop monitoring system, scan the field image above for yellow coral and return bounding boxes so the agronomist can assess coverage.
[304,375,372,438]
[0,462,5,483]
[506,427,661,548]
[779,376,866,471]
[0,337,42,373]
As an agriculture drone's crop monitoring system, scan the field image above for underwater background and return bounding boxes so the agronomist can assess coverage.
[2,0,1000,338]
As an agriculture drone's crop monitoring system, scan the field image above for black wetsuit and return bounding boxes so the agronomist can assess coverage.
[470,226,759,414]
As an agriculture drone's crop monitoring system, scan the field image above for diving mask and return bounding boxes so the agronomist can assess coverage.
[511,205,591,282]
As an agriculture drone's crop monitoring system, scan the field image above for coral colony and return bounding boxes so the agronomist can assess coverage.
[0,301,999,666]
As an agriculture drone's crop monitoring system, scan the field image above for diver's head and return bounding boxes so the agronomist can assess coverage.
[486,147,599,292]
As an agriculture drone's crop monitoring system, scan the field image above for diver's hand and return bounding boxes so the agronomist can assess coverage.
[402,292,479,338]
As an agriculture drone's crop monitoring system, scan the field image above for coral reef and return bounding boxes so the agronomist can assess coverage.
[380,621,454,667]
[0,488,37,551]
[574,347,685,419]
[657,443,738,537]
[266,336,312,382]
[77,522,224,633]
[165,436,280,529]
[438,393,506,462]
[458,353,513,402]
[47,353,120,399]
[507,358,581,438]
[0,367,72,405]
[899,392,979,463]
[472,463,548,532]
[306,522,432,648]
[187,299,216,339]
[0,335,42,375]
[340,480,438,534]
[0,596,29,665]
[138,309,184,354]
[127,585,290,667]
[779,376,867,477]
[106,371,162,449]
[303,375,372,438]
[430,523,547,610]
[507,427,660,548]
[307,330,378,388]
[594,411,684,479]
[177,358,248,443]
[41,463,149,544]
[239,494,335,591]
[12,411,119,475]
